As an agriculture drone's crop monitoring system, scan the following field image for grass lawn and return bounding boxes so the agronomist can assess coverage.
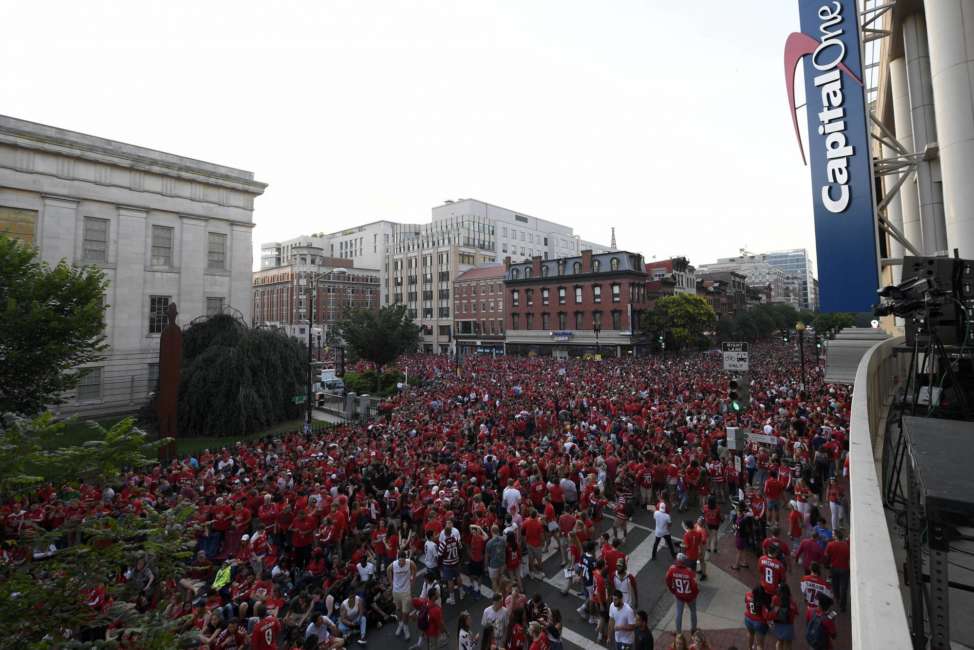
[56,416,328,457]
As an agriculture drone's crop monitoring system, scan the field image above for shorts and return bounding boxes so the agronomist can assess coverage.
[467,560,484,577]
[744,618,768,635]
[707,524,719,532]
[441,564,459,580]
[487,566,502,582]
[393,591,412,613]
[547,521,560,533]
[767,500,780,511]
[771,622,794,641]
[527,545,543,561]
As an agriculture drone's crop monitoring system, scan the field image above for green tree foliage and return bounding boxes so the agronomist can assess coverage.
[812,311,857,337]
[178,315,306,437]
[0,235,108,416]
[343,369,404,397]
[0,415,195,648]
[339,305,420,367]
[647,293,717,350]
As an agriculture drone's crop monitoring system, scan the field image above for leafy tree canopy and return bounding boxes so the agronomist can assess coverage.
[646,293,717,350]
[176,315,307,437]
[0,235,108,416]
[339,305,420,367]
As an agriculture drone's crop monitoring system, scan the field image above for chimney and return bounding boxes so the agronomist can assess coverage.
[581,249,593,273]
[532,255,542,278]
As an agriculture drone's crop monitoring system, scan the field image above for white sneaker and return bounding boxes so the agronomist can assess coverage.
[404,631,411,642]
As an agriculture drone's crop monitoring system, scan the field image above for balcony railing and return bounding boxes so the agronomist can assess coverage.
[849,335,911,649]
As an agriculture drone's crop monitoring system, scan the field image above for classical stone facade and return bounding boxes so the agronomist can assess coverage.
[0,115,267,417]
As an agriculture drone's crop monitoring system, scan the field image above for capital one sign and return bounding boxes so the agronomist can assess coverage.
[785,0,879,312]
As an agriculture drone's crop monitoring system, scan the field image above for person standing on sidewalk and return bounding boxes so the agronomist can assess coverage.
[387,550,416,642]
[702,497,721,556]
[410,587,444,650]
[664,553,699,635]
[824,529,850,613]
[607,589,637,650]
[485,525,507,595]
[652,504,676,560]
[633,610,654,650]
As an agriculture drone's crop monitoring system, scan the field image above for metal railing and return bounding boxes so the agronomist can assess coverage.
[849,335,912,648]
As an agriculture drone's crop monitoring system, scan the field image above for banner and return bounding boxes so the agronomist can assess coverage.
[786,0,879,312]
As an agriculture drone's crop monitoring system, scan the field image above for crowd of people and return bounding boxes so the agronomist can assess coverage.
[1,340,852,649]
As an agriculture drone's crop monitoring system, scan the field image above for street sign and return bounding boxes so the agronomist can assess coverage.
[721,341,750,372]
[747,432,778,446]
[293,395,306,404]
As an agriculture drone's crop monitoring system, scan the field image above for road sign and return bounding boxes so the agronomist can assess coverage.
[293,395,306,404]
[747,432,778,446]
[721,341,750,371]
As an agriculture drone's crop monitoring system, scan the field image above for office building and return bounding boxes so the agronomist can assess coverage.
[763,248,818,310]
[503,250,648,357]
[0,114,267,417]
[698,254,801,307]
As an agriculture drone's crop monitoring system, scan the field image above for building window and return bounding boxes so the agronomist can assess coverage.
[612,283,621,302]
[149,295,171,334]
[593,285,602,303]
[541,265,549,277]
[208,234,227,270]
[151,225,174,266]
[147,363,159,391]
[526,313,534,329]
[611,310,621,330]
[558,287,566,304]
[526,289,534,306]
[592,259,601,272]
[83,217,109,262]
[610,257,620,271]
[524,267,532,278]
[575,286,583,303]
[573,261,582,274]
[593,311,602,328]
[511,268,520,279]
[542,288,550,306]
[76,367,102,401]
[206,297,224,316]
[558,260,566,276]
[558,312,567,329]
[512,313,520,329]
[575,311,584,329]
[542,313,550,330]
[512,290,519,307]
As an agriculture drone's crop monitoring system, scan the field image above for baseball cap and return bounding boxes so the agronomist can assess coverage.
[677,552,688,563]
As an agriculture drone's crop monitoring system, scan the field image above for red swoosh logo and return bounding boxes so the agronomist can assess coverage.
[784,31,863,165]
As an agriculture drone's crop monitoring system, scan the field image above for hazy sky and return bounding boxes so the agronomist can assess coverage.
[0,0,815,271]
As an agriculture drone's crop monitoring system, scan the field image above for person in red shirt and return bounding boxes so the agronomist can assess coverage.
[757,545,786,596]
[824,529,850,612]
[211,617,247,649]
[786,501,803,553]
[681,519,706,581]
[763,471,784,525]
[251,603,282,650]
[765,583,798,646]
[701,496,722,555]
[410,587,444,650]
[800,562,834,608]
[665,553,699,634]
[743,583,771,650]
[591,559,609,644]
[805,594,839,650]
[522,510,545,579]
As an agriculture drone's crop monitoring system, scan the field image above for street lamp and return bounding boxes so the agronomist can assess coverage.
[593,323,601,357]
[795,320,807,392]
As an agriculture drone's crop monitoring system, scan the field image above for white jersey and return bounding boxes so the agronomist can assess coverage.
[391,559,414,593]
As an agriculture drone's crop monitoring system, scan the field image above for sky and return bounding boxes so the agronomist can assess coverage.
[0,0,816,271]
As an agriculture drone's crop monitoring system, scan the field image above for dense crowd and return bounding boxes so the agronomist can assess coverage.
[1,342,851,649]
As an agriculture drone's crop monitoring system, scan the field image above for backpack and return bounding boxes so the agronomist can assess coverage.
[417,603,431,632]
[805,611,827,649]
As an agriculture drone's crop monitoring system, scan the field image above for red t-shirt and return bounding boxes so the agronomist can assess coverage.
[411,598,443,637]
[251,616,282,650]
[825,540,850,570]
[805,606,838,650]
[683,528,704,561]
[758,555,786,595]
[764,477,783,500]
[665,564,699,602]
[744,591,767,623]
[523,518,544,548]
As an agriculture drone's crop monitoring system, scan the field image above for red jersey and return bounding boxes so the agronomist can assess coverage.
[522,518,544,548]
[825,540,850,570]
[411,598,444,637]
[805,606,838,650]
[251,616,282,650]
[758,555,786,595]
[744,590,767,623]
[665,564,699,603]
[800,574,833,607]
[682,528,704,561]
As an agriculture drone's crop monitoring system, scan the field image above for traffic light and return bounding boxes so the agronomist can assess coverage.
[729,376,741,412]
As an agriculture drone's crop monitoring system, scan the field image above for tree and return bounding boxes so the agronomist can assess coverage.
[650,293,717,350]
[0,235,108,416]
[0,415,195,648]
[177,314,306,437]
[813,311,856,337]
[339,305,420,366]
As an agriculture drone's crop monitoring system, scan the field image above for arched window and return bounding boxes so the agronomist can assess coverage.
[610,257,620,271]
[524,267,532,278]
[573,261,582,274]
[592,259,601,272]
[511,268,520,279]
[558,260,566,276]
[541,265,549,278]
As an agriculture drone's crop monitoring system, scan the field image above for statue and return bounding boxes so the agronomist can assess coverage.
[157,302,182,459]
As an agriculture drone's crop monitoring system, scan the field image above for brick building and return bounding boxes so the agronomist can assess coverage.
[696,270,748,319]
[504,250,648,358]
[454,263,506,356]
[252,243,380,354]
[644,257,697,305]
